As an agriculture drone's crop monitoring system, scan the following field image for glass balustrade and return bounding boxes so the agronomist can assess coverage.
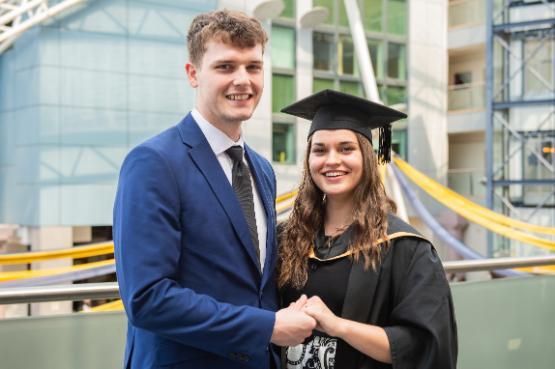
[448,82,486,111]
[449,0,486,28]
[447,168,486,204]
[1,276,555,369]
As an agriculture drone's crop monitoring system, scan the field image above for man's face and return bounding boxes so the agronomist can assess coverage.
[186,40,264,131]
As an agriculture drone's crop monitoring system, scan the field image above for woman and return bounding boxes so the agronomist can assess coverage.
[278,90,458,369]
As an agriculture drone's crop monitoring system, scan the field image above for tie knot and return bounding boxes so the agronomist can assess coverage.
[226,145,244,163]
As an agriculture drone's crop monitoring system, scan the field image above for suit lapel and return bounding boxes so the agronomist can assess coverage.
[179,115,261,272]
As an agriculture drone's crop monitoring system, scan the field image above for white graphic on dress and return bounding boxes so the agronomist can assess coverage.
[286,336,337,369]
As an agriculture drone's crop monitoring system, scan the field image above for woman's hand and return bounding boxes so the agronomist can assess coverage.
[303,295,344,337]
[303,295,392,364]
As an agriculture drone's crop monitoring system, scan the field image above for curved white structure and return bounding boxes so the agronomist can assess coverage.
[0,0,85,54]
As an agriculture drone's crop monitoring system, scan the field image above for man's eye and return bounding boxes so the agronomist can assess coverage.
[248,65,262,71]
[217,64,232,70]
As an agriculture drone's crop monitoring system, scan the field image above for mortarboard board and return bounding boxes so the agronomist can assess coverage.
[280,89,407,163]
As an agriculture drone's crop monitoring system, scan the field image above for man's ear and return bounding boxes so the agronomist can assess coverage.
[185,62,199,88]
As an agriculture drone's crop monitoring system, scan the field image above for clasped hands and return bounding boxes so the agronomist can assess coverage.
[271,294,341,346]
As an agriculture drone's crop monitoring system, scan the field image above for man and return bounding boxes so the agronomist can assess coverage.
[113,10,315,369]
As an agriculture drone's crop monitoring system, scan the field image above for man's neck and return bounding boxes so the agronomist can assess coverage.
[195,108,242,142]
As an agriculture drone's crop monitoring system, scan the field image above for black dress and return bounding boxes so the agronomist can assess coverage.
[280,214,458,369]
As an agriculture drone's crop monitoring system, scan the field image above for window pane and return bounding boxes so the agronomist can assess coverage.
[524,38,554,98]
[339,36,357,76]
[281,0,295,19]
[273,123,296,164]
[339,81,363,97]
[392,128,407,159]
[387,0,407,36]
[385,86,406,105]
[313,32,334,72]
[339,0,349,27]
[363,0,382,32]
[314,0,334,25]
[313,78,335,93]
[368,39,384,79]
[378,84,386,102]
[522,133,555,206]
[271,26,295,69]
[387,42,406,80]
[272,74,295,112]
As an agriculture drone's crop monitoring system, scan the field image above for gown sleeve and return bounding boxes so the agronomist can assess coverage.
[382,239,458,369]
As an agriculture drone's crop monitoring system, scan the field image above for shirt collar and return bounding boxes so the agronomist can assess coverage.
[192,109,244,156]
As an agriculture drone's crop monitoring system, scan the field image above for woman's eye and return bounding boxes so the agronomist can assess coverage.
[341,146,355,152]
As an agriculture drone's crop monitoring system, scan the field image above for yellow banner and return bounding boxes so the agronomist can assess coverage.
[0,242,114,265]
[393,157,555,251]
[0,259,115,282]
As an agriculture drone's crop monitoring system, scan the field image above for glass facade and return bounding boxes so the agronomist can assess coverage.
[312,0,408,105]
[271,26,296,69]
[272,123,296,164]
[0,0,217,226]
[520,131,555,206]
[523,38,554,99]
[272,74,296,113]
[386,0,407,35]
[271,6,297,165]
[363,0,383,32]
[313,32,335,72]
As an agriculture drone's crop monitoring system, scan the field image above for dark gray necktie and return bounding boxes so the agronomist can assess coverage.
[226,146,260,263]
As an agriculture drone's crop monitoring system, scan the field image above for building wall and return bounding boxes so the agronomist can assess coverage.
[449,48,485,85]
[0,0,217,226]
[407,0,448,218]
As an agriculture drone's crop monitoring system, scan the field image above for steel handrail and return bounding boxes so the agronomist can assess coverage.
[0,282,119,304]
[443,255,555,273]
[1,256,555,304]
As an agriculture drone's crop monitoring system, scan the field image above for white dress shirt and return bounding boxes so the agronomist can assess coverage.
[192,109,268,272]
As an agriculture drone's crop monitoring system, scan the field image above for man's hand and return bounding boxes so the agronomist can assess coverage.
[271,295,316,346]
[303,295,343,337]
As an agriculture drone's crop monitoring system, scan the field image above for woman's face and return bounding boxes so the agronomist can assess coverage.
[308,129,363,202]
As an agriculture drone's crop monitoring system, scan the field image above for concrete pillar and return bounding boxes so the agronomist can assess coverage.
[408,0,449,215]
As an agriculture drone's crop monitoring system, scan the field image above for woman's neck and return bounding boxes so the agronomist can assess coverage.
[324,196,354,236]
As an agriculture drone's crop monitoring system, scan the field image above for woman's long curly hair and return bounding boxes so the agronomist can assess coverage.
[278,132,396,289]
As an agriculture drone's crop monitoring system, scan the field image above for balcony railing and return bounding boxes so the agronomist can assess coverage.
[448,168,486,202]
[449,0,486,29]
[448,82,486,111]
[2,270,555,369]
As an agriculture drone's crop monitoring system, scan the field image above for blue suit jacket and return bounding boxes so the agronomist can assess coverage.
[113,113,279,369]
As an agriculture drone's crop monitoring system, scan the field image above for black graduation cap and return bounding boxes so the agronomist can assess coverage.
[280,89,407,163]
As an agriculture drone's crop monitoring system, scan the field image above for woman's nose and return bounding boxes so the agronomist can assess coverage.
[325,150,340,165]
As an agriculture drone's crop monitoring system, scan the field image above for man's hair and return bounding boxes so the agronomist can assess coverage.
[187,10,268,66]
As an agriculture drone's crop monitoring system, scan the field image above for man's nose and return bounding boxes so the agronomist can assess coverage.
[233,66,250,86]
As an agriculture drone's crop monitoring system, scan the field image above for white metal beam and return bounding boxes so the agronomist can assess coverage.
[0,0,86,54]
[342,0,380,102]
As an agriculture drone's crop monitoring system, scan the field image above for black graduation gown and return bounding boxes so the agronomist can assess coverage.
[281,214,458,369]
